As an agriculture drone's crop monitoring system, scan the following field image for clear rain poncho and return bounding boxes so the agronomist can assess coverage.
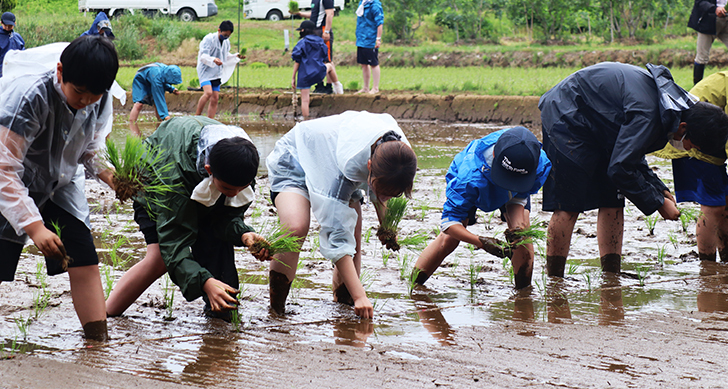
[196,32,240,84]
[266,111,410,263]
[0,69,113,242]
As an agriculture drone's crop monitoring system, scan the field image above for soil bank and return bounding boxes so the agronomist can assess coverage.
[115,91,542,128]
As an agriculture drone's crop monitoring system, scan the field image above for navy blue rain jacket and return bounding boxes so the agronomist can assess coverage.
[688,0,717,35]
[291,35,328,88]
[539,62,695,215]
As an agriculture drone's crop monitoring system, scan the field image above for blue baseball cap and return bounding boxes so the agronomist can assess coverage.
[2,12,15,26]
[490,127,541,193]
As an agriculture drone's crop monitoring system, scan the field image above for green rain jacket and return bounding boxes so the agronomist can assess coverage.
[653,71,728,165]
[142,116,254,301]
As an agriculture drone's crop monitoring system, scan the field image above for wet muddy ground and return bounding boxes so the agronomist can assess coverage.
[2,116,728,388]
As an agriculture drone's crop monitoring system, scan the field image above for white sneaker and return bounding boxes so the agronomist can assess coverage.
[333,81,344,94]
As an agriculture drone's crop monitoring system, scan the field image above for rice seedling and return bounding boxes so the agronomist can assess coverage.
[382,249,391,267]
[398,253,413,282]
[668,231,679,250]
[406,267,420,294]
[363,227,372,244]
[468,259,483,288]
[678,207,699,234]
[506,221,548,249]
[360,267,376,289]
[399,232,429,250]
[644,214,658,235]
[289,260,307,302]
[372,296,390,313]
[582,268,597,292]
[14,316,31,341]
[32,262,51,320]
[0,336,20,359]
[566,259,580,275]
[288,0,299,14]
[635,265,649,287]
[48,220,72,271]
[105,135,177,206]
[377,197,408,251]
[307,234,320,260]
[249,222,302,260]
[161,274,175,321]
[656,244,667,267]
[230,291,243,332]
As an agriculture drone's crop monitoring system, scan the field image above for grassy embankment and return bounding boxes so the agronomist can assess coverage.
[12,0,717,95]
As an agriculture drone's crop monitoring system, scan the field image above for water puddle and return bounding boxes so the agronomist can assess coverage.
[2,115,727,385]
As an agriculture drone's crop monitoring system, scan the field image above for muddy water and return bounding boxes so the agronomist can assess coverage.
[2,116,728,386]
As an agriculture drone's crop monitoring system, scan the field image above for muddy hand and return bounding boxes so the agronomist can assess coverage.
[243,232,272,261]
[504,227,526,248]
[354,296,373,319]
[203,278,239,312]
[658,196,680,221]
[478,236,512,258]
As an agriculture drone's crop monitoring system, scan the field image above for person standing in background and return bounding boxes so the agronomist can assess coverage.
[295,0,336,94]
[195,20,243,119]
[355,0,383,94]
[688,0,728,84]
[0,12,25,78]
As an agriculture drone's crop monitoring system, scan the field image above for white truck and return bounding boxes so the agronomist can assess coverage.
[243,0,344,21]
[78,0,218,22]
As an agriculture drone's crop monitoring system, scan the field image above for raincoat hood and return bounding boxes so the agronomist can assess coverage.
[162,65,183,85]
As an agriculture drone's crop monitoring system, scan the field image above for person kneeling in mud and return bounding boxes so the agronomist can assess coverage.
[412,127,551,289]
[266,111,417,318]
[106,116,270,319]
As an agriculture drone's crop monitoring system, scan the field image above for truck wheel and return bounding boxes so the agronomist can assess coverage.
[266,10,283,21]
[178,8,197,22]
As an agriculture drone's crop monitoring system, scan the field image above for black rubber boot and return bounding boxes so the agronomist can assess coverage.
[413,268,431,285]
[694,63,705,85]
[600,253,622,273]
[546,255,567,277]
[699,251,718,262]
[514,266,533,289]
[269,270,292,315]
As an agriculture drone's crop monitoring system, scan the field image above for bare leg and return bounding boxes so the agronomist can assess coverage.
[270,192,310,313]
[597,207,623,273]
[358,64,370,93]
[106,244,166,316]
[300,89,310,119]
[128,102,143,137]
[196,84,213,116]
[505,208,533,289]
[546,210,579,277]
[325,63,339,83]
[68,265,107,340]
[413,231,462,284]
[332,199,362,304]
[369,65,380,94]
[207,90,219,118]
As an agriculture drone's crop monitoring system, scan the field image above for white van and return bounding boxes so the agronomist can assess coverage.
[243,0,344,21]
[78,0,218,22]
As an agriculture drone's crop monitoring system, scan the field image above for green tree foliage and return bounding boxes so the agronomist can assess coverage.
[1,0,17,13]
[383,0,436,42]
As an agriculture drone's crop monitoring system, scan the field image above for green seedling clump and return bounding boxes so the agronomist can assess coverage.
[377,197,408,251]
[250,223,301,260]
[105,135,176,207]
[288,1,299,14]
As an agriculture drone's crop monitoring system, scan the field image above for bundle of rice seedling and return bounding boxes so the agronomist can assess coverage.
[249,223,302,261]
[288,0,299,14]
[377,197,408,251]
[49,220,73,271]
[105,135,176,206]
[505,221,547,248]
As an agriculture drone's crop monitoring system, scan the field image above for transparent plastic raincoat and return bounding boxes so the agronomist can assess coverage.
[0,70,112,243]
[266,111,410,263]
[196,32,240,85]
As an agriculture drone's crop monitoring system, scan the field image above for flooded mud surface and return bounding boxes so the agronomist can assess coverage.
[2,117,728,388]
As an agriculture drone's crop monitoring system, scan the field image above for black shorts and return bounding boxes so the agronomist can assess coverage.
[357,47,379,66]
[541,131,624,212]
[465,198,532,226]
[0,201,99,281]
[134,201,159,245]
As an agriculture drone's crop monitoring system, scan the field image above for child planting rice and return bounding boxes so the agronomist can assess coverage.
[266,111,417,318]
[412,127,551,289]
[106,116,271,319]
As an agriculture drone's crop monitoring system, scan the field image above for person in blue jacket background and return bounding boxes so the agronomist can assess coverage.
[0,12,25,78]
[291,20,343,119]
[128,62,182,136]
[539,62,728,277]
[355,0,383,94]
[80,12,115,39]
[413,127,551,289]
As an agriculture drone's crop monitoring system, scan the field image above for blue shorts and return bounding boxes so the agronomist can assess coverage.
[201,79,221,92]
[672,157,728,206]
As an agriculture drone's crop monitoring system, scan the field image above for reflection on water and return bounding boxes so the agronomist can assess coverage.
[6,116,728,383]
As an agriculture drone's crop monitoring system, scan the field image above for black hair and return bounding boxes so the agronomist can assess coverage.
[219,20,234,33]
[370,140,418,199]
[682,101,728,158]
[60,35,118,95]
[299,29,314,38]
[208,137,259,187]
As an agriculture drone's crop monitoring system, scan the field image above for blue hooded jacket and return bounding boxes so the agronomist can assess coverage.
[291,35,328,88]
[355,0,384,49]
[441,128,551,228]
[0,29,24,77]
[80,12,113,37]
[131,63,183,120]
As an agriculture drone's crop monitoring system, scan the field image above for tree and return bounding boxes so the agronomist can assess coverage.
[383,0,435,42]
[1,0,17,12]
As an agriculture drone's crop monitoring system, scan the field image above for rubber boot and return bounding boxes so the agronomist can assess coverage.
[694,63,705,85]
[699,252,718,262]
[83,320,108,341]
[514,266,532,290]
[269,270,292,315]
[600,253,621,273]
[413,268,430,285]
[333,283,355,306]
[546,255,566,277]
